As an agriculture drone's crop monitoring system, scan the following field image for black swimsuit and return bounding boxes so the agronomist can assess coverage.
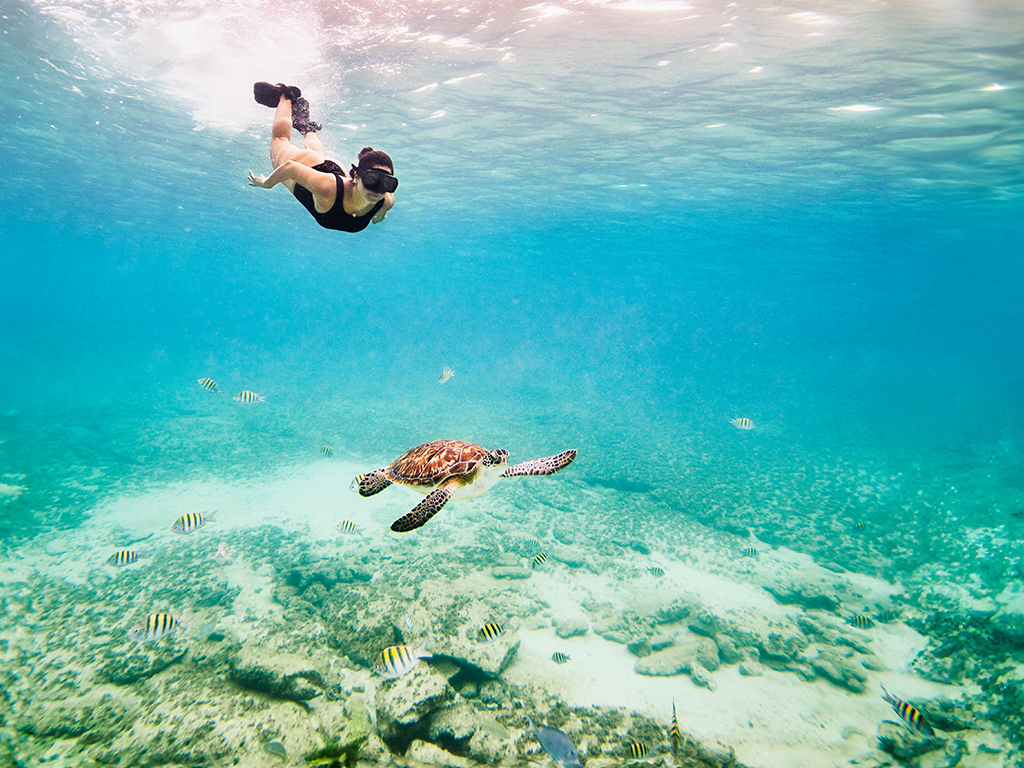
[292,160,385,233]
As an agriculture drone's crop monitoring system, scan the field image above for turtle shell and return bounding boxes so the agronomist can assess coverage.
[386,440,490,487]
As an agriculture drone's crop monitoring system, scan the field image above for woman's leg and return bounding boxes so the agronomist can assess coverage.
[270,97,325,171]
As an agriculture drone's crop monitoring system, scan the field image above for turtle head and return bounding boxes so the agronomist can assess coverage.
[483,449,509,467]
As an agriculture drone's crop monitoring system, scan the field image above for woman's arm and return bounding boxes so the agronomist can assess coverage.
[371,193,396,224]
[248,161,336,198]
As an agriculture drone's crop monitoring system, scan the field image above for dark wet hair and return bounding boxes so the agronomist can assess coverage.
[356,146,394,174]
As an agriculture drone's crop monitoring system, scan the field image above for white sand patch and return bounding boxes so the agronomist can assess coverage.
[0,482,27,500]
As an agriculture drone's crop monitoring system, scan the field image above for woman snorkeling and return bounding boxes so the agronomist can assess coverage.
[247,82,396,233]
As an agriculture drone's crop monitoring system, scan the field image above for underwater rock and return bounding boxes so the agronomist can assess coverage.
[551,547,587,568]
[374,665,456,748]
[634,637,719,677]
[602,630,629,644]
[96,645,186,685]
[492,566,531,579]
[627,637,652,657]
[654,598,697,625]
[763,579,842,612]
[555,619,588,638]
[758,629,809,662]
[876,721,945,760]
[738,661,764,677]
[690,661,717,691]
[18,694,136,745]
[715,634,740,663]
[228,647,328,702]
[805,647,867,693]
[406,739,469,767]
[467,717,515,763]
[650,632,675,651]
[428,701,478,750]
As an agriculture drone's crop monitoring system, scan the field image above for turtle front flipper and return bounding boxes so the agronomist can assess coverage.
[351,469,391,497]
[501,449,577,478]
[390,481,456,532]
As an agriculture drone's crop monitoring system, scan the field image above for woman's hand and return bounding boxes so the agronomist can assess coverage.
[247,170,268,188]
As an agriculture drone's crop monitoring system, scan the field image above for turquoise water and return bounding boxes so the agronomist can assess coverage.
[2,0,1024,765]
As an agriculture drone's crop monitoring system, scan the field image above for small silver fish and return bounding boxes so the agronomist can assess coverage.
[527,718,583,768]
[197,377,219,393]
[210,541,233,565]
[336,520,361,535]
[106,549,142,567]
[171,511,215,534]
[128,612,186,642]
[730,417,754,430]
[321,445,332,457]
[438,367,455,384]
[234,390,265,404]
[373,641,431,679]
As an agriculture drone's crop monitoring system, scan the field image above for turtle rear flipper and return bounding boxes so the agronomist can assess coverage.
[391,482,456,532]
[501,449,577,478]
[351,469,391,497]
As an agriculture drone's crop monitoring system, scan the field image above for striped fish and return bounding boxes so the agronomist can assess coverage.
[438,367,455,384]
[881,685,936,737]
[336,520,361,535]
[478,622,506,643]
[372,642,431,679]
[107,549,141,567]
[129,612,186,642]
[670,699,681,759]
[321,445,332,458]
[855,521,867,530]
[847,614,875,630]
[531,552,548,568]
[551,651,570,664]
[171,511,215,535]
[197,377,219,393]
[234,390,265,404]
[627,742,649,759]
[730,417,754,430]
[740,546,758,557]
[649,566,665,577]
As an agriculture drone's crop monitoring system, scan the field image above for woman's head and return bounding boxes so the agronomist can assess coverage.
[357,147,393,174]
[352,147,398,194]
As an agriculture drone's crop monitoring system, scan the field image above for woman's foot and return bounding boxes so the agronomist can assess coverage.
[291,97,322,133]
[253,82,302,107]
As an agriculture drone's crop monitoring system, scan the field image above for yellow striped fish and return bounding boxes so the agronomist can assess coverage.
[171,511,215,535]
[478,622,506,643]
[670,699,680,759]
[321,445,332,458]
[627,742,649,759]
[881,685,936,737]
[197,377,219,393]
[438,367,455,384]
[847,614,875,630]
[531,552,548,568]
[730,417,754,430]
[740,546,758,557]
[128,612,186,642]
[372,642,431,679]
[336,520,360,535]
[649,566,665,577]
[234,390,265,404]
[551,651,570,664]
[106,549,141,567]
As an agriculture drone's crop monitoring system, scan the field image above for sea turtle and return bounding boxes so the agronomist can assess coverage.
[351,439,577,532]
